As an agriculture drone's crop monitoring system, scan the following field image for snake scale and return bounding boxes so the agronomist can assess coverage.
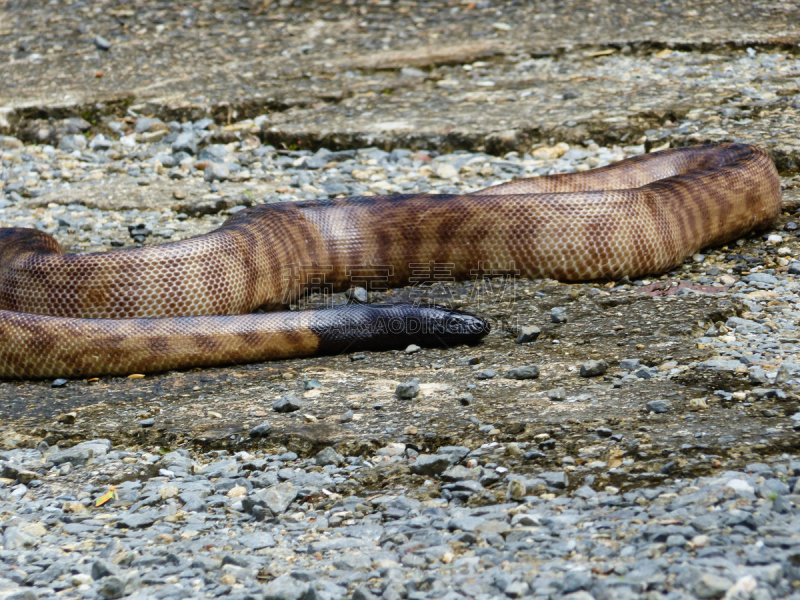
[0,143,781,379]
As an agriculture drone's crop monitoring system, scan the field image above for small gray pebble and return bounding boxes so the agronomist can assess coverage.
[91,559,119,580]
[396,378,420,399]
[476,369,496,380]
[504,365,540,380]
[303,379,321,390]
[580,360,607,377]
[172,131,197,155]
[646,399,671,413]
[693,574,733,599]
[93,35,111,51]
[204,162,229,182]
[410,454,452,476]
[515,325,541,343]
[345,286,369,303]
[562,568,592,593]
[273,394,304,413]
[134,117,165,134]
[749,366,768,384]
[352,586,380,600]
[97,576,126,599]
[540,471,569,489]
[456,356,482,365]
[315,447,344,467]
[249,421,272,438]
[197,144,229,162]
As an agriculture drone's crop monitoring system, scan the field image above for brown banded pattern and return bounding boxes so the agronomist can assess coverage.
[0,143,782,378]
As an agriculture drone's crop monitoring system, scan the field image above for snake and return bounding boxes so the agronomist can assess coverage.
[0,142,781,379]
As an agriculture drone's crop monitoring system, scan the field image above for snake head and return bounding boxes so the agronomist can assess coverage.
[411,305,491,347]
[311,303,489,354]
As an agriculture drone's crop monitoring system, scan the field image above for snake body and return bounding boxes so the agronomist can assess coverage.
[0,143,781,378]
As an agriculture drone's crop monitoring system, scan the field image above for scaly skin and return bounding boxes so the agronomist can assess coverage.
[0,143,781,378]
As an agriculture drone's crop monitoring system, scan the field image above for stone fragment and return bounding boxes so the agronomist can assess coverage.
[172,131,197,155]
[687,397,708,411]
[204,162,229,182]
[580,360,607,377]
[91,559,119,580]
[693,573,733,599]
[315,447,344,467]
[448,515,487,531]
[250,481,297,515]
[725,317,766,334]
[198,144,229,162]
[743,273,778,284]
[697,359,747,372]
[441,465,481,481]
[58,134,87,152]
[505,581,530,597]
[2,527,36,550]
[620,358,640,370]
[435,163,458,179]
[504,365,540,380]
[352,586,380,600]
[438,446,470,461]
[117,513,157,529]
[97,576,127,599]
[240,532,275,549]
[94,35,111,51]
[49,439,111,466]
[249,421,272,438]
[749,366,768,384]
[776,362,797,384]
[562,568,593,593]
[515,325,541,343]
[540,471,569,489]
[410,454,451,476]
[273,394,304,413]
[303,378,321,390]
[507,479,527,501]
[395,378,420,399]
[134,117,167,134]
[646,399,671,413]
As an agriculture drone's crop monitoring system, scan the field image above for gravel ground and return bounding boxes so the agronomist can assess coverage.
[1,436,800,600]
[1,115,653,251]
[3,1,800,599]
